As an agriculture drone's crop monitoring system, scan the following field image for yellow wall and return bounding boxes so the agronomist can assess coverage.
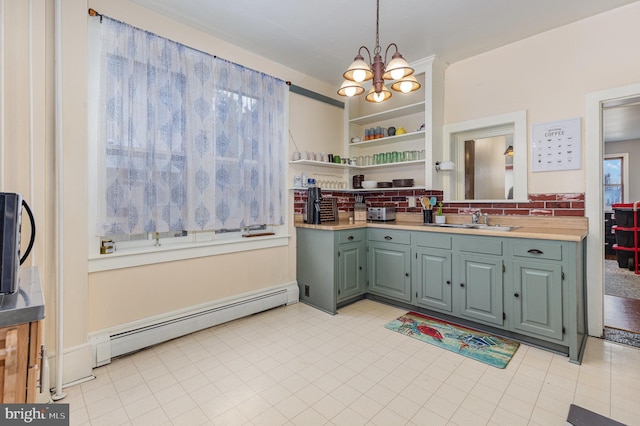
[83,0,339,335]
[2,0,342,385]
[444,2,640,195]
[3,0,640,385]
[88,247,294,330]
[1,0,55,361]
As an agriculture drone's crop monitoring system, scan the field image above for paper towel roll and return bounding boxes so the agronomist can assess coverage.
[437,161,455,171]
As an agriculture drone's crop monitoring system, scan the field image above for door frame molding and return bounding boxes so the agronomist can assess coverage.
[585,82,640,336]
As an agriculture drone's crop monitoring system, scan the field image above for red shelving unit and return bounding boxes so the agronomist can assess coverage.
[612,201,640,274]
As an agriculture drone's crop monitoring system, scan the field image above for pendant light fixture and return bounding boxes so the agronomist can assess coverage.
[337,0,420,102]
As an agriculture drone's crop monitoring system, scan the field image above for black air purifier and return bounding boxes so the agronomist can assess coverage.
[0,192,35,294]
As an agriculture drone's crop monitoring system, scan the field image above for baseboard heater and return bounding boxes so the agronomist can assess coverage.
[92,284,296,366]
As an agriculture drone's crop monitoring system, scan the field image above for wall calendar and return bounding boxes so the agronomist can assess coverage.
[531,117,581,172]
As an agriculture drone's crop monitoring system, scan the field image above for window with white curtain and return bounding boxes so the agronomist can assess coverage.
[90,16,287,255]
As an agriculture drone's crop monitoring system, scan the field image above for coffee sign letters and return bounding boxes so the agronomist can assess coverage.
[532,117,581,172]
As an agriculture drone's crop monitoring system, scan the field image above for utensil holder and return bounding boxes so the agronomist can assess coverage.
[423,209,433,224]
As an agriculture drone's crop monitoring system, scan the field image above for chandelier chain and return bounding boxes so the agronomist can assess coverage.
[374,0,381,56]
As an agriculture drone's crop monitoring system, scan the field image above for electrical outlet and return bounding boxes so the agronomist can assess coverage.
[304,285,310,297]
[408,196,416,208]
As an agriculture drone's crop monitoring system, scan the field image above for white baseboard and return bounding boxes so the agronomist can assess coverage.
[46,342,95,390]
[89,281,299,367]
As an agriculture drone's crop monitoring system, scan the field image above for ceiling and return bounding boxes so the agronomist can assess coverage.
[603,99,640,143]
[131,0,640,142]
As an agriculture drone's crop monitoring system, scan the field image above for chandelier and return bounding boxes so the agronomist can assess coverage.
[338,0,421,103]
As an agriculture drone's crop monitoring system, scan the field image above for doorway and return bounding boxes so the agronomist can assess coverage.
[603,98,640,343]
[585,84,640,342]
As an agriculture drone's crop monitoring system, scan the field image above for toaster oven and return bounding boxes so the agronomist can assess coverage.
[367,207,396,222]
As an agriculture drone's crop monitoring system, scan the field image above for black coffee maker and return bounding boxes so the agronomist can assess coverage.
[305,179,322,224]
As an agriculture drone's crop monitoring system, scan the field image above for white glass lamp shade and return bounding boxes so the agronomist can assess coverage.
[343,56,373,82]
[337,80,365,97]
[390,74,421,93]
[365,84,392,103]
[382,53,414,81]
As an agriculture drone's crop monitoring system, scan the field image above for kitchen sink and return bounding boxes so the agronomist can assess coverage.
[423,223,477,229]
[471,224,519,231]
[423,223,518,231]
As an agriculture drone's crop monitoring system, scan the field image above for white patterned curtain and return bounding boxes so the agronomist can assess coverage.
[95,17,286,236]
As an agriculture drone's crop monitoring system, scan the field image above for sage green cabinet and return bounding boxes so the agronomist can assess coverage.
[413,233,452,311]
[296,227,366,314]
[510,240,566,342]
[296,226,586,363]
[454,237,505,327]
[413,233,505,326]
[368,229,412,302]
[512,260,563,340]
[296,228,337,314]
[337,231,367,303]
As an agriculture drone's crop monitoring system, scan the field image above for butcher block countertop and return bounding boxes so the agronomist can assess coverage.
[295,213,587,242]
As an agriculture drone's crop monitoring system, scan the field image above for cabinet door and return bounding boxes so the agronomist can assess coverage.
[0,323,29,403]
[296,228,337,314]
[368,241,412,302]
[338,241,366,302]
[512,260,563,341]
[414,247,452,311]
[456,253,504,326]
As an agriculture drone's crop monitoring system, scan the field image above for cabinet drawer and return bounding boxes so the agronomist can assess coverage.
[338,229,366,244]
[368,228,411,245]
[415,232,452,249]
[513,241,562,261]
[457,236,502,255]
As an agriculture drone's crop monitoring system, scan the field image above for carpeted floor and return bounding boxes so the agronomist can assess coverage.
[603,327,640,348]
[605,259,640,300]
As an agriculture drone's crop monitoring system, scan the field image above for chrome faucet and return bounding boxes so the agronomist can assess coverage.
[483,213,489,225]
[472,211,480,224]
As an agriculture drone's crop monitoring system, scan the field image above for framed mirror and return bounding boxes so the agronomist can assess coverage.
[442,111,527,202]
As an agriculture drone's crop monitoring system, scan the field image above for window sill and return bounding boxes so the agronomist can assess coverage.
[88,234,291,272]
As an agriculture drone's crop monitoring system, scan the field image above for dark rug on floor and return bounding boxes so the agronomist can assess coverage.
[604,326,640,348]
[566,404,625,426]
[605,259,640,300]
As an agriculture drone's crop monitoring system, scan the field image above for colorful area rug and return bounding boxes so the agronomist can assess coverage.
[385,312,520,369]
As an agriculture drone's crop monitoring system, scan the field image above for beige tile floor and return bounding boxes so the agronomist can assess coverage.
[62,299,640,425]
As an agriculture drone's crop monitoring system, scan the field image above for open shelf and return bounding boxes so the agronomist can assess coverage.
[290,186,426,192]
[349,130,425,148]
[352,160,425,170]
[289,160,350,169]
[348,101,426,126]
[290,159,425,170]
[349,186,426,192]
